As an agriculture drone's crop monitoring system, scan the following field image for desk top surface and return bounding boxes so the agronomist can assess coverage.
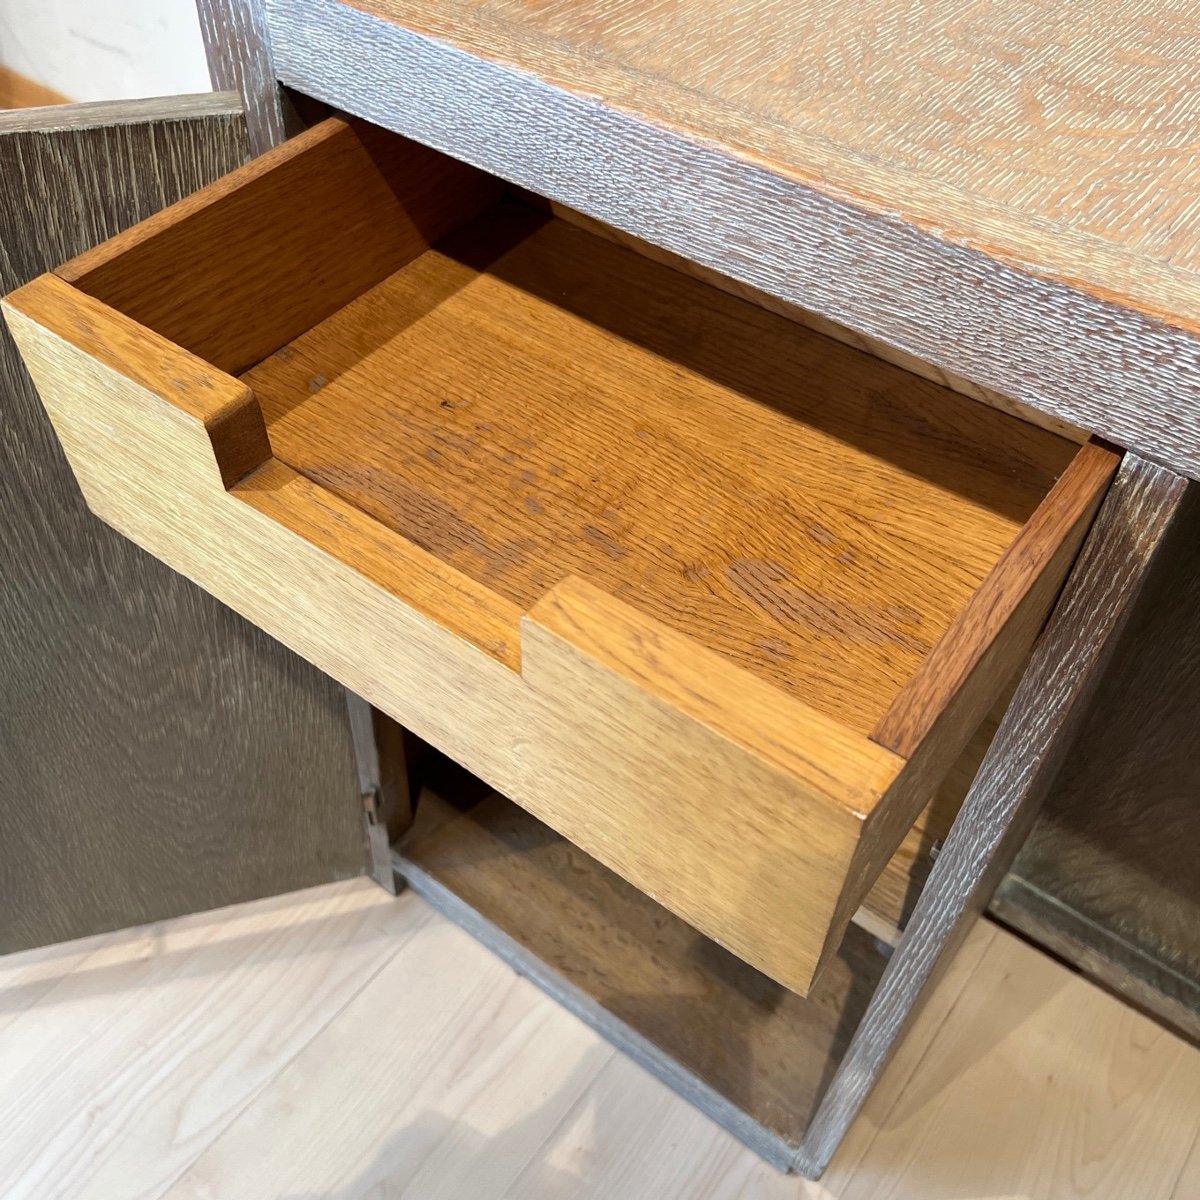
[357,0,1200,328]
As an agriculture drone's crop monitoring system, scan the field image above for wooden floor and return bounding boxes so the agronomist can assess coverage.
[1,879,1196,1199]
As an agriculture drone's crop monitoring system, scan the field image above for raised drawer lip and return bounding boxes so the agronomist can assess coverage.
[2,116,1119,996]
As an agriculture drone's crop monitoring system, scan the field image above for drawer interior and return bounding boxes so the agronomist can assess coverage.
[5,116,1116,997]
[64,118,1077,734]
[245,200,1069,732]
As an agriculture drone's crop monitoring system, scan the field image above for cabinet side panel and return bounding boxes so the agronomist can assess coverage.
[998,484,1200,1043]
[197,0,299,155]
[0,95,364,953]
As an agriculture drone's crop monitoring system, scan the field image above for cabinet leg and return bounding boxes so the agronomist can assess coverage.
[196,0,303,156]
[795,453,1189,1177]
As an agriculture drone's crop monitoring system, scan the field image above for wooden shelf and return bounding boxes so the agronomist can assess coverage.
[4,116,1117,998]
[396,763,891,1167]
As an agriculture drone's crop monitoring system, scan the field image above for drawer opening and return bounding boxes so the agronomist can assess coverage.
[5,115,1118,997]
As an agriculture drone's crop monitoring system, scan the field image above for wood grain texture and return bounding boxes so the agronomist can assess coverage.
[394,692,994,948]
[268,0,1200,480]
[235,444,999,956]
[831,927,1200,1200]
[850,443,1115,937]
[521,577,906,992]
[197,4,409,873]
[6,253,890,994]
[0,880,409,1198]
[246,195,1082,732]
[548,200,1089,444]
[998,483,1200,1045]
[4,118,1111,995]
[184,895,1200,1199]
[0,93,364,954]
[397,780,890,1167]
[857,713,993,941]
[344,0,1200,280]
[7,273,891,994]
[797,454,1192,1176]
[873,440,1118,756]
[11,273,272,489]
[167,888,621,1200]
[60,117,502,375]
[2,878,1195,1197]
[196,0,299,155]
[1171,1126,1200,1200]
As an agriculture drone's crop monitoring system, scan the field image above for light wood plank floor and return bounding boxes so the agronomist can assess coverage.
[0,879,1196,1199]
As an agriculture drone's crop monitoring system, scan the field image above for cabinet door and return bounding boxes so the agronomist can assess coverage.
[0,93,365,953]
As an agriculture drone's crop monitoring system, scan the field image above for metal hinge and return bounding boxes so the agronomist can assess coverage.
[362,787,399,894]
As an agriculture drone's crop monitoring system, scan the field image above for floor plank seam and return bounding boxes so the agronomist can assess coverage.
[139,891,430,1200]
[824,922,998,1175]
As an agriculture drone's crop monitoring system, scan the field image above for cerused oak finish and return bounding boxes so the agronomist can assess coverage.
[196,0,300,155]
[2,115,1116,998]
[265,0,1200,479]
[997,484,1200,1045]
[797,454,1192,1174]
[0,94,364,953]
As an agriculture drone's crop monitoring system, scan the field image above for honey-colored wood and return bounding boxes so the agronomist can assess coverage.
[873,440,1118,757]
[58,117,502,375]
[6,271,897,994]
[246,199,1084,731]
[0,68,70,110]
[522,576,909,989]
[2,118,1115,996]
[842,443,1115,931]
[852,676,1024,942]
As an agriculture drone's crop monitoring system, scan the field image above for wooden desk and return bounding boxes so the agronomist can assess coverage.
[1,0,1195,1180]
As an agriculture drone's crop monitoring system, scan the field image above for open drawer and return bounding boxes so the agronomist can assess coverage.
[3,116,1117,997]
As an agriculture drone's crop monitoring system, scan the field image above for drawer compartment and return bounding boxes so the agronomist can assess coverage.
[3,117,1117,996]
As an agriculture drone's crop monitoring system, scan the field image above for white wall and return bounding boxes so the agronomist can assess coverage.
[0,0,211,102]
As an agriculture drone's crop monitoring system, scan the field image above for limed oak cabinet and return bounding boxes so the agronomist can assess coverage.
[3,0,1198,1177]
